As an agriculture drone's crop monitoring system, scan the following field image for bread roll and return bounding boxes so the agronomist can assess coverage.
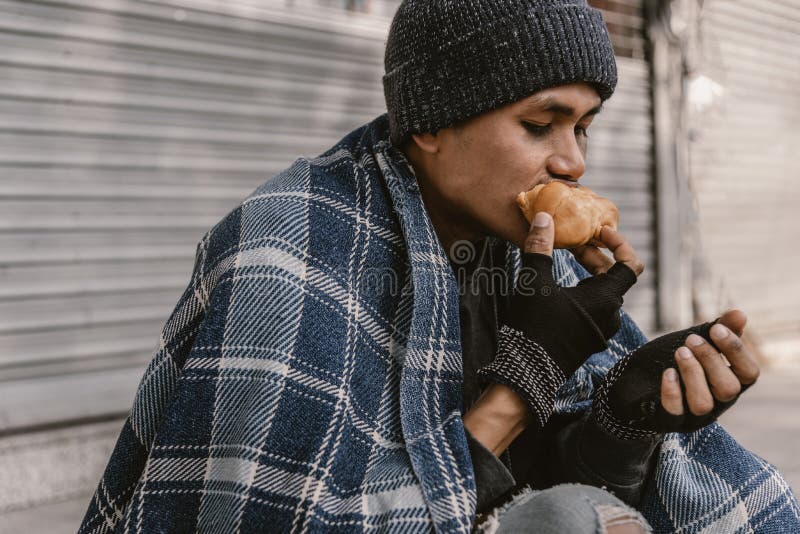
[516,182,619,249]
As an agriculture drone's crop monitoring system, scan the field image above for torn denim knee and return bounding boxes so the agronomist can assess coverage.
[473,483,653,534]
[589,499,653,534]
[474,484,540,534]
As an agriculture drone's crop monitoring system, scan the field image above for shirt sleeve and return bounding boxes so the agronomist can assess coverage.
[464,426,517,514]
[550,410,662,507]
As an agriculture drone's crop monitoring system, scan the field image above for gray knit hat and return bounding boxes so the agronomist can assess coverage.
[383,0,618,147]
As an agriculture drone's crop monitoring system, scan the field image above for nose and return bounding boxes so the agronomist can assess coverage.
[546,132,586,181]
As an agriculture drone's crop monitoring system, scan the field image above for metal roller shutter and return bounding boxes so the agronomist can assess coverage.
[588,0,657,336]
[0,0,657,435]
[688,0,800,341]
[0,0,657,514]
[0,0,394,436]
[586,57,657,336]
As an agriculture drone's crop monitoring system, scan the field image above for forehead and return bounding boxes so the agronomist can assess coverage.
[518,84,603,116]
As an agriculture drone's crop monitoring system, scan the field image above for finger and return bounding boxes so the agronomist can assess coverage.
[524,212,555,256]
[709,323,760,388]
[675,347,715,416]
[661,368,684,415]
[685,333,742,402]
[597,226,645,276]
[570,244,614,275]
[715,309,747,338]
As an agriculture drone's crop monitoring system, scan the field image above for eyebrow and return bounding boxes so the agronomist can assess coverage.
[523,96,604,119]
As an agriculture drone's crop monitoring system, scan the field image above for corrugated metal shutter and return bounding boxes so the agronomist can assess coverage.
[689,0,800,338]
[586,56,656,336]
[0,0,656,436]
[0,0,396,434]
[588,0,657,336]
[0,0,659,513]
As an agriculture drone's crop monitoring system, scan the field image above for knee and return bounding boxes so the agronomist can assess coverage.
[552,484,650,534]
[491,483,652,534]
[606,524,648,534]
[523,483,599,518]
[594,499,651,534]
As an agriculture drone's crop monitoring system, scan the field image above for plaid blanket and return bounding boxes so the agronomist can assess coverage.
[79,114,799,533]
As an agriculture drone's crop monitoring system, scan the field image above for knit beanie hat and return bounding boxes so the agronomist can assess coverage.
[383,0,618,147]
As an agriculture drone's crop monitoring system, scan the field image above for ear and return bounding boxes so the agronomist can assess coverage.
[410,132,441,154]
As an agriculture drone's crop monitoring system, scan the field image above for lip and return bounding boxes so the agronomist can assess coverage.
[525,179,580,192]
[547,179,580,188]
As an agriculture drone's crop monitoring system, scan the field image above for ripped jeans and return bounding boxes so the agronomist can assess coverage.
[474,483,653,534]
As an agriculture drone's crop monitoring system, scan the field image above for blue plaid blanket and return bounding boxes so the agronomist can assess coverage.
[79,114,799,533]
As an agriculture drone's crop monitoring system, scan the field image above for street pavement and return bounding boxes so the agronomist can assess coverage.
[718,363,800,493]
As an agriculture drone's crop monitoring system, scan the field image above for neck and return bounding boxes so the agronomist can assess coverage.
[402,150,485,259]
[420,184,483,258]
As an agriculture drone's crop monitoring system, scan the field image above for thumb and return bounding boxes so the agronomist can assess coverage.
[524,212,555,256]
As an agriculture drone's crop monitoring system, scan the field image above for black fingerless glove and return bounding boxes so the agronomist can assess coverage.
[477,252,638,427]
[592,320,753,439]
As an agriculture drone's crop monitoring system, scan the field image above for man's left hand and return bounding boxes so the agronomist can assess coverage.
[660,309,760,419]
[591,308,760,439]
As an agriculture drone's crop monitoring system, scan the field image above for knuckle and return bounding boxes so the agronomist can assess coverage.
[743,365,760,384]
[725,336,744,352]
[662,372,680,391]
[663,403,683,416]
[662,388,682,405]
[661,385,679,399]
[525,235,551,251]
[689,397,714,416]
[676,351,699,369]
[714,381,742,402]
[698,346,722,363]
[686,341,708,357]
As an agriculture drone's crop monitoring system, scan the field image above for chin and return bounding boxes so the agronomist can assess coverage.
[491,219,527,251]
[477,201,529,250]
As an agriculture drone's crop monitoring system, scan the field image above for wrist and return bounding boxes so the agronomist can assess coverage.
[590,384,664,440]
[504,305,609,377]
[591,357,667,440]
[463,384,532,456]
[476,325,567,428]
[580,409,662,485]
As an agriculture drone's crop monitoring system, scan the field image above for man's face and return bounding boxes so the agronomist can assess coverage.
[405,82,603,253]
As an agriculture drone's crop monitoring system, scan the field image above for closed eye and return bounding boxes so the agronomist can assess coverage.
[522,122,551,137]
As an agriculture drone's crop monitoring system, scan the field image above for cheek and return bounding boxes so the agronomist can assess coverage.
[456,127,545,204]
[474,151,535,197]
[447,143,497,191]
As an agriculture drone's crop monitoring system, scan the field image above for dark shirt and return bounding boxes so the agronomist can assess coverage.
[452,237,662,515]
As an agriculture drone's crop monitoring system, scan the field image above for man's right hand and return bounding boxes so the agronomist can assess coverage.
[510,211,643,379]
[476,212,642,427]
[568,223,645,278]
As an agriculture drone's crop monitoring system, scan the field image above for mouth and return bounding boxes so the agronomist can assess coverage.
[522,178,580,193]
[545,179,580,188]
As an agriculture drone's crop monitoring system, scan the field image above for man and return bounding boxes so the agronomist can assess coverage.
[80,1,799,532]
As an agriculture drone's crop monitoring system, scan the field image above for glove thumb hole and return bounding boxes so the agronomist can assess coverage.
[604,262,639,296]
